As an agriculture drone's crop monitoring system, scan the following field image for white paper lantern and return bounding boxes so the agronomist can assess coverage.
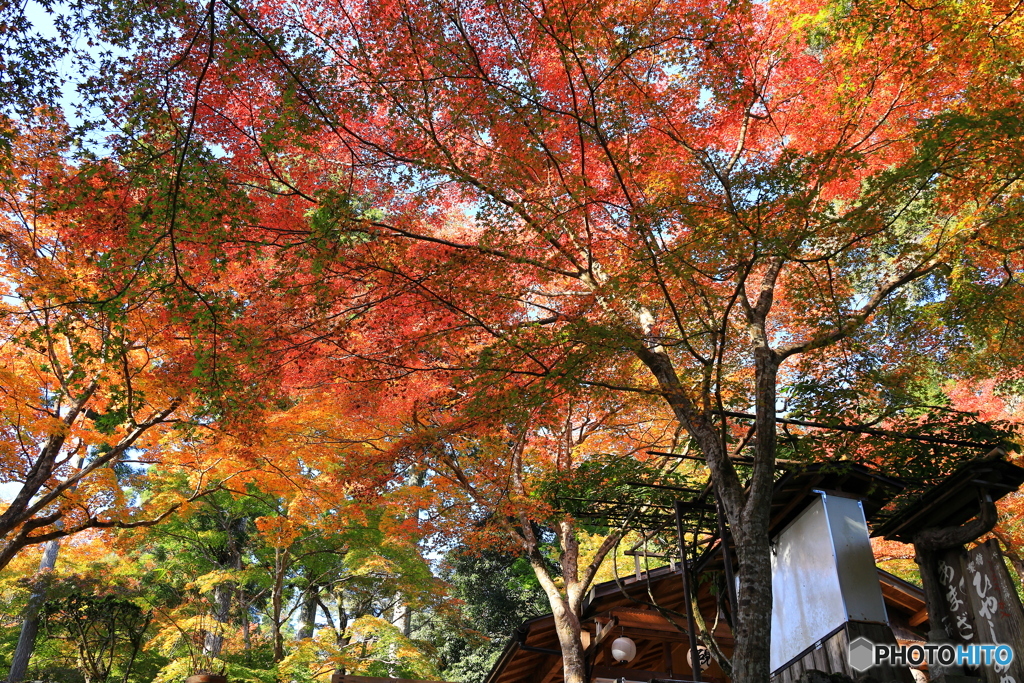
[611,636,637,663]
[687,644,712,671]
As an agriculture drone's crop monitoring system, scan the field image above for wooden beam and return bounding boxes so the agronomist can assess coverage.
[618,626,691,642]
[537,652,564,683]
[628,638,662,672]
[337,677,452,683]
[613,608,683,632]
[592,665,674,679]
[909,607,930,627]
[594,616,618,645]
[880,588,925,614]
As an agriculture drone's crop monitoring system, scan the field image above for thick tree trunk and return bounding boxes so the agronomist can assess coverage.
[331,595,351,678]
[550,599,587,683]
[729,349,779,683]
[729,517,774,683]
[635,343,779,683]
[392,598,411,637]
[242,600,252,650]
[523,559,589,683]
[515,513,605,683]
[204,516,242,657]
[336,594,350,647]
[392,466,425,639]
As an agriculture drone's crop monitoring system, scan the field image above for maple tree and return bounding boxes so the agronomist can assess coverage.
[4,1,1024,682]
[0,107,299,680]
[397,386,691,680]
[0,116,234,572]
[95,0,1023,680]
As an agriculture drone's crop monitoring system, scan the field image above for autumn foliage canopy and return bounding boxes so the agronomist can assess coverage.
[3,0,1024,681]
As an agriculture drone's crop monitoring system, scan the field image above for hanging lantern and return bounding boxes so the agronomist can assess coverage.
[611,636,637,663]
[687,644,712,671]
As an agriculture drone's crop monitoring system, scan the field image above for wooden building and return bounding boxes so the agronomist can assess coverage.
[484,561,927,683]
[485,457,1024,683]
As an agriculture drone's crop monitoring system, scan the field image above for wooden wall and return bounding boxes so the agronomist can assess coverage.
[771,621,915,683]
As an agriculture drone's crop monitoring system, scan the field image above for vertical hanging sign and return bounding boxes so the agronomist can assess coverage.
[964,539,1024,683]
[937,547,978,643]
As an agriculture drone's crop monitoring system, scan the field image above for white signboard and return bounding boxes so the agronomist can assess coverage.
[770,493,888,672]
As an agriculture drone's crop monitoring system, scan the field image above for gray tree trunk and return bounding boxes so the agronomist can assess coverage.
[635,343,778,683]
[727,350,778,683]
[7,539,61,683]
[203,581,233,656]
[297,586,319,640]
